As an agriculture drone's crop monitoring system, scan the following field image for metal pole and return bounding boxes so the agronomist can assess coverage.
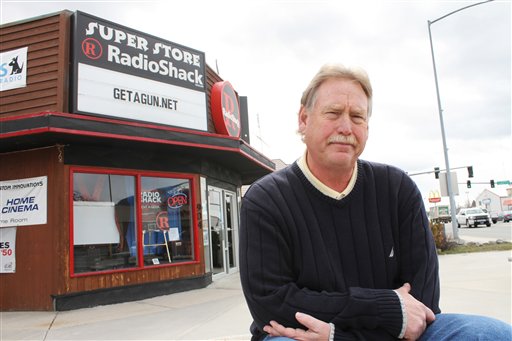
[427,21,459,240]
[427,0,495,241]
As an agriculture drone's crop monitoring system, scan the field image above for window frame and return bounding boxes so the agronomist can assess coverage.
[69,166,199,277]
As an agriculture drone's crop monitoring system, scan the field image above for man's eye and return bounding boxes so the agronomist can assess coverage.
[352,114,367,122]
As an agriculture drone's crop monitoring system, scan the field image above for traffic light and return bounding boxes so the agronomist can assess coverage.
[467,166,473,178]
[467,180,471,188]
[434,167,440,179]
[490,180,495,188]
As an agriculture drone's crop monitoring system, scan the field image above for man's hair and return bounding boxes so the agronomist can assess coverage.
[300,63,373,117]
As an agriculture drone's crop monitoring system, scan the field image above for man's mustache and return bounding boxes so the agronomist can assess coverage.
[327,135,357,146]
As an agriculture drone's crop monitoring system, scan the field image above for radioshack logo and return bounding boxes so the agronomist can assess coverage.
[211,81,241,137]
[82,38,103,60]
[0,47,28,92]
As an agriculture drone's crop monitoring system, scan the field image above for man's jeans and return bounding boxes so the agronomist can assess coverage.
[263,314,512,340]
[419,314,511,340]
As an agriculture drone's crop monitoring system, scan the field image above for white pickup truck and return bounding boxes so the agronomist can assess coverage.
[456,208,491,228]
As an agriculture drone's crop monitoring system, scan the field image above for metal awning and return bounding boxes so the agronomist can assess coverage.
[1,112,275,184]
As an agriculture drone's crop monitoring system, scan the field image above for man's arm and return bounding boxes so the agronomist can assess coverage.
[395,174,441,311]
[264,292,435,341]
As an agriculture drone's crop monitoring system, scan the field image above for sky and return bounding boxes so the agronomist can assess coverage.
[1,0,511,209]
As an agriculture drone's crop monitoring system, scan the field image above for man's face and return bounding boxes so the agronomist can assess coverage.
[298,78,369,172]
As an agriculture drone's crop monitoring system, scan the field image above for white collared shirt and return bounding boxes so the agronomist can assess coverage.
[297,152,358,200]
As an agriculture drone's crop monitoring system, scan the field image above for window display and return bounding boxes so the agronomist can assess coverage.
[140,176,193,266]
[73,172,137,273]
[72,170,195,275]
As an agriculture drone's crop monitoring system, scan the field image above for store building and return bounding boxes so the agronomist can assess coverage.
[0,10,274,311]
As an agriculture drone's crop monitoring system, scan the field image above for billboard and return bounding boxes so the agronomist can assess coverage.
[0,47,28,92]
[72,11,207,131]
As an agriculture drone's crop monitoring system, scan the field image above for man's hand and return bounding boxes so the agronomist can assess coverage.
[395,283,436,340]
[263,312,331,341]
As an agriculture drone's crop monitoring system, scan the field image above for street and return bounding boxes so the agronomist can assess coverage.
[448,221,512,242]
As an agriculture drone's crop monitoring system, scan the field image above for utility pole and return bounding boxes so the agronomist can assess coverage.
[427,0,495,241]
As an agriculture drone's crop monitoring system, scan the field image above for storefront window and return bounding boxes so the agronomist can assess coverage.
[73,173,137,273]
[72,170,195,275]
[141,176,193,266]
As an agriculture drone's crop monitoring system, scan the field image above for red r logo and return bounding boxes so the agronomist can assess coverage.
[82,38,102,60]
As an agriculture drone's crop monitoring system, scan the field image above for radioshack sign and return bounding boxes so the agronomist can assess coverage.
[211,81,241,137]
[72,11,207,131]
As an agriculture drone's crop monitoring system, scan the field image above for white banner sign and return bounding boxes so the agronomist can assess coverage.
[0,176,48,227]
[0,227,16,273]
[77,63,207,130]
[0,47,28,91]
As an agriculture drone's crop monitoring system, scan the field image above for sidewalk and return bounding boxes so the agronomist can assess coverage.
[1,250,511,340]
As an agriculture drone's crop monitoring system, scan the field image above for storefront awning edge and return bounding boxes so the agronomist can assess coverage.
[0,112,275,183]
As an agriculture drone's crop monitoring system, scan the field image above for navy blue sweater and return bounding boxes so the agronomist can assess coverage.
[240,160,440,340]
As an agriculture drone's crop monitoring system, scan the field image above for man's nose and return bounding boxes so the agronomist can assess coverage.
[335,114,352,135]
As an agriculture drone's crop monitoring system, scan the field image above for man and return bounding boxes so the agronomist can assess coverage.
[239,64,511,340]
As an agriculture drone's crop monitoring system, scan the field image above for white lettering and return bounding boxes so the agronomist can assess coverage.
[223,108,240,128]
[85,21,148,51]
[152,42,201,66]
[141,191,161,203]
[107,45,204,87]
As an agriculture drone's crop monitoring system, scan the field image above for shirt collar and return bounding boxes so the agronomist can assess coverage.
[297,152,358,200]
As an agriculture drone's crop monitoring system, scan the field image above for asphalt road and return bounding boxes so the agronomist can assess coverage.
[454,221,512,242]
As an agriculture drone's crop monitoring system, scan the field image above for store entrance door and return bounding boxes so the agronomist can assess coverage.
[208,187,238,277]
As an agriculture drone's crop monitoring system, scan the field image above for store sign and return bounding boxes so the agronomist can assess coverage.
[72,11,207,131]
[0,227,16,273]
[428,190,441,203]
[211,81,241,137]
[0,47,28,92]
[0,176,47,227]
[168,192,187,209]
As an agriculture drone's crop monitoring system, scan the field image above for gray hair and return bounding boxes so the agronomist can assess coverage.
[300,63,373,117]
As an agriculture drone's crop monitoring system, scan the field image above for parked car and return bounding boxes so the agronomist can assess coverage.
[503,210,512,223]
[456,208,491,228]
[490,211,503,224]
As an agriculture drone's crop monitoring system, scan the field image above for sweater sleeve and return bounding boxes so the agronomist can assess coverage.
[240,186,403,339]
[395,174,441,313]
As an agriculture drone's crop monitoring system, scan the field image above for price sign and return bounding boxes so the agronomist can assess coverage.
[0,227,16,273]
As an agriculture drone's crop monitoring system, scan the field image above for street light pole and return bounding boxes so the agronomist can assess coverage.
[427,0,495,241]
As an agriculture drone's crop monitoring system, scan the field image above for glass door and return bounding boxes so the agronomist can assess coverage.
[207,187,239,276]
[224,192,237,272]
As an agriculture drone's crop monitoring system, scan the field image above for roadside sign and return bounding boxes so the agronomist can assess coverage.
[428,190,441,203]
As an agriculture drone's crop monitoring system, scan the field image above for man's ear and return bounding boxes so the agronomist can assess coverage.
[298,105,308,134]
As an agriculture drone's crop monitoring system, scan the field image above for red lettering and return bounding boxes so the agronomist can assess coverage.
[81,38,103,60]
[168,194,187,208]
[156,211,169,229]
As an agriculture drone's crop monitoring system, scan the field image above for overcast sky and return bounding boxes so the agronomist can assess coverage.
[2,0,511,208]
